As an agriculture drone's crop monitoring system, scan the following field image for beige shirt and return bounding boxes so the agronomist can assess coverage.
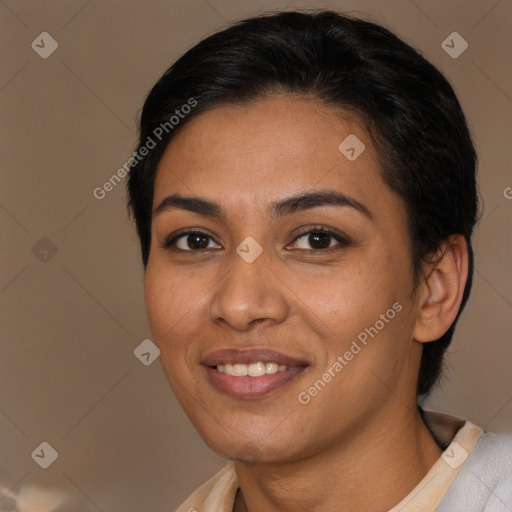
[176,410,484,512]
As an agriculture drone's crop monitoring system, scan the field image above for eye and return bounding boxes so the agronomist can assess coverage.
[288,226,351,251]
[160,226,351,253]
[160,230,221,251]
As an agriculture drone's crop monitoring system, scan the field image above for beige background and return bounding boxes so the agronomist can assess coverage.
[1,0,511,510]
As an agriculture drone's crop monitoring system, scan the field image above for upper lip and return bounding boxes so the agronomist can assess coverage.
[202,348,309,368]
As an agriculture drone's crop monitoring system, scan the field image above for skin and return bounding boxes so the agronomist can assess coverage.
[144,95,468,512]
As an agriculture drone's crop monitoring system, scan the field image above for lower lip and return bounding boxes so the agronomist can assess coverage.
[204,366,307,399]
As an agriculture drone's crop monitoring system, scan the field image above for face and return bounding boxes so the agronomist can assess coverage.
[144,95,423,464]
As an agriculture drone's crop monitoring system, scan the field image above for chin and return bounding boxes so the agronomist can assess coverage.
[202,431,303,465]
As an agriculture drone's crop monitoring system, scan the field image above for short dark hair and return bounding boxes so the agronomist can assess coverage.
[127,10,478,396]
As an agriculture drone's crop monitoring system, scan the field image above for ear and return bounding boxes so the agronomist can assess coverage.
[413,235,469,343]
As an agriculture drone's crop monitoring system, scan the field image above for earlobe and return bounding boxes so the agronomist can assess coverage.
[413,235,469,343]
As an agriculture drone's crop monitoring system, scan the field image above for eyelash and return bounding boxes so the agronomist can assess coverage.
[159,225,352,253]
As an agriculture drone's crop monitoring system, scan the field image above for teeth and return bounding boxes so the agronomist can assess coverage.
[248,362,266,377]
[266,362,278,374]
[216,361,288,376]
[233,364,248,376]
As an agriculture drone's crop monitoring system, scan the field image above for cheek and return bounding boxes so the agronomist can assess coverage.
[144,268,169,338]
[313,262,393,323]
[144,261,216,377]
[144,264,191,349]
[144,269,201,399]
[311,251,413,359]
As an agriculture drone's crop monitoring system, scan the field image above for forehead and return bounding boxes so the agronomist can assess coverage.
[152,95,392,218]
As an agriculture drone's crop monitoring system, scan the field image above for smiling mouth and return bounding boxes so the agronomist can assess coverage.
[204,362,308,399]
[201,348,309,399]
[215,361,290,377]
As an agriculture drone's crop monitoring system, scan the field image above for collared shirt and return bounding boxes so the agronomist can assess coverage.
[176,410,512,512]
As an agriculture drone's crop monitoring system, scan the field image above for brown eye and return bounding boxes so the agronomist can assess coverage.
[289,227,351,251]
[161,230,221,251]
[306,232,332,249]
[183,233,210,250]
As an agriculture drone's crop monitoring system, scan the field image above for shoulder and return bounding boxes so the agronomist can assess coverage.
[438,432,512,511]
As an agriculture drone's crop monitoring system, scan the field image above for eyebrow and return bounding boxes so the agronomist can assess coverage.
[153,190,372,221]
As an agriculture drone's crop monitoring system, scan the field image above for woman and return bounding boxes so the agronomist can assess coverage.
[127,10,512,512]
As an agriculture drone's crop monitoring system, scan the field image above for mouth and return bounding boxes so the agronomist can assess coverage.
[202,348,309,399]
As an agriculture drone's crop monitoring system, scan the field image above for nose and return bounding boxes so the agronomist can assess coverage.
[208,252,289,332]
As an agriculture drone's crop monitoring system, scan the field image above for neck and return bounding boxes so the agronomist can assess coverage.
[233,405,442,512]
